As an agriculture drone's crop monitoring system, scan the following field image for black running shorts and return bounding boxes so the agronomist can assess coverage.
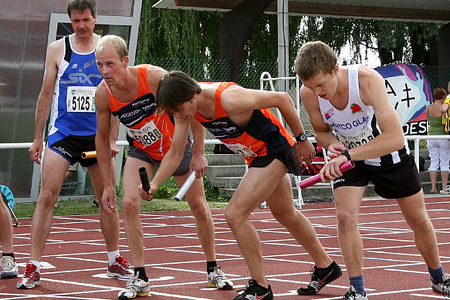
[48,134,97,167]
[332,154,422,199]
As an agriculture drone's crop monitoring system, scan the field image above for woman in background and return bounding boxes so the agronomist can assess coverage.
[426,87,449,194]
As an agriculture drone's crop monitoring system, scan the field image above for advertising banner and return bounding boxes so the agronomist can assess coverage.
[375,63,432,135]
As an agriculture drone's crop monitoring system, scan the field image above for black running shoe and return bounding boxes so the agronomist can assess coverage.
[233,279,273,300]
[297,261,342,295]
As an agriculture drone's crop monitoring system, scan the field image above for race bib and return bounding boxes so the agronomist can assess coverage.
[66,86,96,113]
[127,121,162,146]
[336,127,374,149]
[225,143,257,157]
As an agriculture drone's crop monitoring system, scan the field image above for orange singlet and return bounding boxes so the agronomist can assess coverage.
[195,82,295,165]
[107,65,175,161]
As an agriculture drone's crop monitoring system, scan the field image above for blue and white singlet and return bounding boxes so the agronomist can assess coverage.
[48,34,102,139]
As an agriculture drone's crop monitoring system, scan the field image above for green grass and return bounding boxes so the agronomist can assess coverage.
[13,197,229,219]
[13,176,229,219]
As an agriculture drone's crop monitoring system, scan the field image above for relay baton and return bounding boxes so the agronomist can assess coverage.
[139,167,150,193]
[299,160,355,189]
[81,149,119,159]
[174,171,196,201]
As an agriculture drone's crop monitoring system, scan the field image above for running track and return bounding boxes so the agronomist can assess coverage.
[1,195,450,300]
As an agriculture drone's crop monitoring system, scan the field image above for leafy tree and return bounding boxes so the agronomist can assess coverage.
[137,2,442,85]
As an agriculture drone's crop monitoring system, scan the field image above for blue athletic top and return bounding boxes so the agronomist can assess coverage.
[48,35,102,138]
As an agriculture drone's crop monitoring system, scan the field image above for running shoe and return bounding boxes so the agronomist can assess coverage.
[297,260,342,295]
[342,285,368,300]
[108,255,133,279]
[207,267,233,290]
[17,262,40,289]
[117,273,150,299]
[431,273,450,297]
[1,256,18,279]
[440,186,450,195]
[232,279,273,300]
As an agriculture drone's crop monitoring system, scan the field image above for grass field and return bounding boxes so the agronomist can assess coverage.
[12,197,229,219]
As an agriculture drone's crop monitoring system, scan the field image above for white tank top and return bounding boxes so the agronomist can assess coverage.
[318,65,409,166]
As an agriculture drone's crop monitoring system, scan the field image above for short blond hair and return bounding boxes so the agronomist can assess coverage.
[96,35,128,60]
[295,41,337,80]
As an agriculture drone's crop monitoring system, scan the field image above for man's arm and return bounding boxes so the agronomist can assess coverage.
[29,40,62,164]
[94,82,116,211]
[300,86,340,149]
[190,119,208,177]
[222,86,315,164]
[147,118,192,196]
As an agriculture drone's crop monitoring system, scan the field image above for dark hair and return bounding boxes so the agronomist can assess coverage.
[67,0,96,18]
[433,87,446,101]
[156,71,201,114]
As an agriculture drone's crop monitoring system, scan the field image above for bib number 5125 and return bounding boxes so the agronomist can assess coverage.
[67,86,96,113]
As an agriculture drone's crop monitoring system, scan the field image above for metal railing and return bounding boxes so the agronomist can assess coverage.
[0,135,445,203]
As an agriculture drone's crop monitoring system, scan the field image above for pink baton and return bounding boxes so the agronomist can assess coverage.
[299,160,355,189]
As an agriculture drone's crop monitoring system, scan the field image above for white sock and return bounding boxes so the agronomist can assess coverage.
[30,260,40,272]
[107,250,120,266]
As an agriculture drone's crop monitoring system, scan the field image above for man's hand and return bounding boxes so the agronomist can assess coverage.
[139,182,157,201]
[100,185,117,213]
[29,139,43,164]
[296,139,315,166]
[190,152,208,178]
[319,155,347,182]
[327,142,346,160]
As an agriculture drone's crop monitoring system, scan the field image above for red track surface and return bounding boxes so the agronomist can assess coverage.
[1,195,450,300]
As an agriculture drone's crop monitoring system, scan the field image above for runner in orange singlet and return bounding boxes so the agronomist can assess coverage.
[94,35,233,300]
[144,71,342,300]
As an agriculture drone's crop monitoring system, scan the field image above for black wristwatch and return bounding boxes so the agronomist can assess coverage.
[295,132,308,142]
[341,149,352,161]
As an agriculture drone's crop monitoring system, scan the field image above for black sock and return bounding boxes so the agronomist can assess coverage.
[134,267,147,281]
[207,261,218,273]
[2,253,14,260]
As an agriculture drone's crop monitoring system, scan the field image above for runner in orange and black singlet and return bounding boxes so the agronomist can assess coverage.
[105,65,191,173]
[195,82,302,175]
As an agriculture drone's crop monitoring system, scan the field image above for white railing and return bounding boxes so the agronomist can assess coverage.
[0,135,445,203]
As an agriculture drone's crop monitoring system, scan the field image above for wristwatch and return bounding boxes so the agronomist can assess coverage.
[341,149,352,161]
[295,132,308,142]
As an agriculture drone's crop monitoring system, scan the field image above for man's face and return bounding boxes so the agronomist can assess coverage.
[96,44,128,86]
[173,96,197,121]
[301,68,338,100]
[70,9,96,38]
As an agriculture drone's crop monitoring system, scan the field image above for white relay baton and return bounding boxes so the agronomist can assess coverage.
[174,171,196,201]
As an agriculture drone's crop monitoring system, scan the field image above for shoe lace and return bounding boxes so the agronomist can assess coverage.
[236,282,253,295]
[211,268,226,281]
[1,257,15,271]
[442,277,450,297]
[343,287,357,299]
[24,264,36,278]
[125,274,139,288]
[116,256,130,269]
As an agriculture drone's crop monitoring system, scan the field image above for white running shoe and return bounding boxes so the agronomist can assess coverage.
[117,273,150,299]
[342,285,368,300]
[207,267,233,290]
[1,256,18,279]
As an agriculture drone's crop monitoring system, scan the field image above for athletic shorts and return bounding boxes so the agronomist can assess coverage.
[127,144,192,176]
[333,154,422,199]
[48,133,97,167]
[249,145,302,176]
